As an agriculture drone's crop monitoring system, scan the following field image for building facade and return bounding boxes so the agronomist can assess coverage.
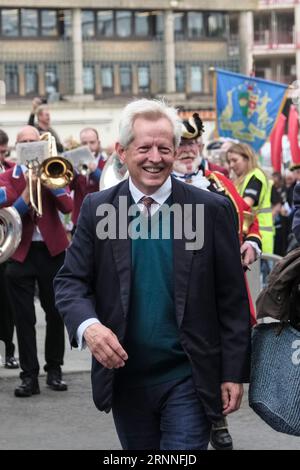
[251,0,300,85]
[0,0,257,145]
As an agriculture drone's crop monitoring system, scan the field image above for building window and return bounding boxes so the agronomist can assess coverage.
[190,65,203,93]
[5,64,19,95]
[2,9,19,37]
[45,64,58,94]
[82,10,95,38]
[138,65,150,93]
[120,65,132,93]
[83,65,95,93]
[60,9,71,38]
[154,12,163,39]
[187,12,204,39]
[277,12,294,44]
[101,66,114,93]
[21,9,38,37]
[207,13,226,38]
[116,11,132,38]
[41,10,57,37]
[135,12,150,37]
[97,10,113,37]
[174,12,185,40]
[175,65,185,92]
[25,64,38,95]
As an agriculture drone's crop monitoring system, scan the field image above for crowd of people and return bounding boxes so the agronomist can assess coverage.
[0,97,300,451]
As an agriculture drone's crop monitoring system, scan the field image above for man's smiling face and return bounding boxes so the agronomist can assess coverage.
[117,116,176,195]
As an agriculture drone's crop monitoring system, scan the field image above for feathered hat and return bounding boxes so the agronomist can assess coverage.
[181,113,204,140]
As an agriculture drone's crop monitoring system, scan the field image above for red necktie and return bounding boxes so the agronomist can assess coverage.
[139,196,154,217]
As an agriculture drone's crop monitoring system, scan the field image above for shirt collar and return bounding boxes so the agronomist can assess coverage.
[129,176,172,206]
[172,167,202,180]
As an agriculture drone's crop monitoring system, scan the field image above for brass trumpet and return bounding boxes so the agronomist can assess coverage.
[40,132,74,190]
[63,145,95,177]
[16,132,74,217]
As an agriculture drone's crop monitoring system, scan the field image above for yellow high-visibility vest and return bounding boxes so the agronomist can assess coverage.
[238,168,273,254]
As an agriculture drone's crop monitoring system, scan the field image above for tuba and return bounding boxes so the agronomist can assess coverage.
[99,152,129,190]
[0,207,22,263]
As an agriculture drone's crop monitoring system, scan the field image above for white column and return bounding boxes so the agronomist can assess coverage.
[239,11,254,75]
[72,8,83,96]
[163,10,176,93]
[295,4,300,80]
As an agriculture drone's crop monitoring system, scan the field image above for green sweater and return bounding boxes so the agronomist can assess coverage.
[117,198,191,387]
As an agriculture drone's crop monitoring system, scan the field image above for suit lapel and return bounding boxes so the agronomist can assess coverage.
[110,181,132,318]
[171,178,194,327]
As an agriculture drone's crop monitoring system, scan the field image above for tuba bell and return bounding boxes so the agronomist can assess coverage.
[99,152,129,190]
[0,207,22,263]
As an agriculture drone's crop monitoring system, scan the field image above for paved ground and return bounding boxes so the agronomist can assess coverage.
[0,302,299,450]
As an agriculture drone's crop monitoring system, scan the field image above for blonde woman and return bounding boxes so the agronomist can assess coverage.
[227,143,273,254]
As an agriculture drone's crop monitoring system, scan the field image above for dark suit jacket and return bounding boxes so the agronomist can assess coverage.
[54,177,251,422]
[293,182,300,243]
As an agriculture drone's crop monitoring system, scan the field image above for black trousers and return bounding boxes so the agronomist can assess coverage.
[6,242,65,379]
[0,262,15,357]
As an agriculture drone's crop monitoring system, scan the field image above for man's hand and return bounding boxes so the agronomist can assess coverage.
[83,323,128,369]
[221,382,243,415]
[88,161,97,173]
[21,171,38,204]
[240,241,256,267]
[31,97,42,113]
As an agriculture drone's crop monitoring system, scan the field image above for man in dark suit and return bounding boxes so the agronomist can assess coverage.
[54,99,251,450]
[293,181,300,243]
[0,125,73,397]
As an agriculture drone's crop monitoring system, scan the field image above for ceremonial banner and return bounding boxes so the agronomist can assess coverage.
[288,104,300,165]
[215,69,288,151]
[270,113,286,173]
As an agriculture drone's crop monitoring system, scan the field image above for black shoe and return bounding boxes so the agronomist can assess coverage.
[210,419,233,450]
[14,377,40,397]
[46,370,68,391]
[5,356,19,369]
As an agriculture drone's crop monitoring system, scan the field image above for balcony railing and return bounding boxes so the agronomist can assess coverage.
[259,0,297,7]
[254,29,295,47]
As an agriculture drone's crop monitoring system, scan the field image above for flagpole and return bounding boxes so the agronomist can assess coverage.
[209,67,218,139]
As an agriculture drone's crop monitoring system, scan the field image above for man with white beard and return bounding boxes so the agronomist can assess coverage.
[172,113,262,451]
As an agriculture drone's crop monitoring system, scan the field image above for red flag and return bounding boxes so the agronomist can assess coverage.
[288,104,300,165]
[270,113,286,173]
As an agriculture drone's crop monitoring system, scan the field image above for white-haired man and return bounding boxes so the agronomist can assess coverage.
[54,99,251,450]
